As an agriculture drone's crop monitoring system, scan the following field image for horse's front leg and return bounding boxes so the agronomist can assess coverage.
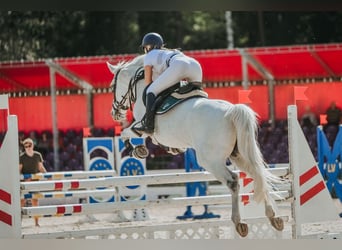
[227,169,248,237]
[120,126,149,159]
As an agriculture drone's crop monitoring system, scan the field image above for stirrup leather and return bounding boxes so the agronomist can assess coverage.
[134,116,154,134]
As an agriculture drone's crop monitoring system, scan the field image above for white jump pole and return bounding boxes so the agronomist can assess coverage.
[0,94,21,238]
[21,191,288,217]
[20,171,217,192]
[20,168,289,192]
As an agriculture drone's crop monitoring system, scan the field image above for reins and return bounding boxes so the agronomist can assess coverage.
[111,66,144,115]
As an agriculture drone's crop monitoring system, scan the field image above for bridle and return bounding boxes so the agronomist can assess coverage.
[111,66,144,119]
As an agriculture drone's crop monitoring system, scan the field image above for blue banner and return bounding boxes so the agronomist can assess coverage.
[317,126,342,202]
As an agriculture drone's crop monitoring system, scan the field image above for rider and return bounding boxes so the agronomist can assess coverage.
[135,32,203,134]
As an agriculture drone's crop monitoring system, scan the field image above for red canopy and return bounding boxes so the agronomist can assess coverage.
[187,43,342,82]
[1,43,342,93]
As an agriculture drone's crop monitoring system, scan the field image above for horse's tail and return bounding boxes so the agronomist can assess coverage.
[229,104,282,203]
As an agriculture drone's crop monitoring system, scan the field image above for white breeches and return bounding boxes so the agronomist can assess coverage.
[146,56,202,95]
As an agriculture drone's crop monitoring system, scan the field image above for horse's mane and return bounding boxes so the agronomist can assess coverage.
[108,54,144,87]
[119,54,144,72]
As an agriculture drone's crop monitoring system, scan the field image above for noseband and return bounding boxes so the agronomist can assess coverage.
[111,66,144,117]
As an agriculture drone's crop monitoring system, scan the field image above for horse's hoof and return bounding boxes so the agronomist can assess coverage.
[236,222,248,237]
[132,145,149,159]
[269,217,284,231]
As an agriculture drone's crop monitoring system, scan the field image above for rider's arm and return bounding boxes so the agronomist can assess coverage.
[144,65,153,85]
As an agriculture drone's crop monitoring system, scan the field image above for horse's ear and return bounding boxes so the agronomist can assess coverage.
[107,62,117,74]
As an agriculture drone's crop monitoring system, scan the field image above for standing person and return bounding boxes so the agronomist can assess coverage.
[19,138,47,226]
[135,32,203,134]
[36,131,51,156]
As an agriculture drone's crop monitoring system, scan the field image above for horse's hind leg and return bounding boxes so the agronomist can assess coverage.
[225,167,249,237]
[196,148,248,237]
[264,195,284,231]
[230,155,284,232]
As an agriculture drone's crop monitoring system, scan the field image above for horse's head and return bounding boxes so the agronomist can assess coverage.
[107,55,145,121]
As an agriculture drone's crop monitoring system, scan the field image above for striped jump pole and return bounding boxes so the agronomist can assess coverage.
[21,191,289,218]
[20,168,290,193]
[20,172,218,192]
[21,189,118,200]
[20,170,116,181]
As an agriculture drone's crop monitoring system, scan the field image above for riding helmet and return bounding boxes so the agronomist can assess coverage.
[141,32,164,51]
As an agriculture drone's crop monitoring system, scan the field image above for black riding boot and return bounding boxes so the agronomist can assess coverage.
[135,93,156,134]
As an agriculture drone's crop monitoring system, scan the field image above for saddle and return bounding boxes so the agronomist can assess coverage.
[137,82,208,155]
[143,81,208,115]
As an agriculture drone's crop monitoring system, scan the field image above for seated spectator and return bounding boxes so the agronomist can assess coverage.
[36,131,51,156]
[323,101,342,142]
[300,105,318,128]
[326,101,342,126]
[29,131,39,147]
[18,131,26,154]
